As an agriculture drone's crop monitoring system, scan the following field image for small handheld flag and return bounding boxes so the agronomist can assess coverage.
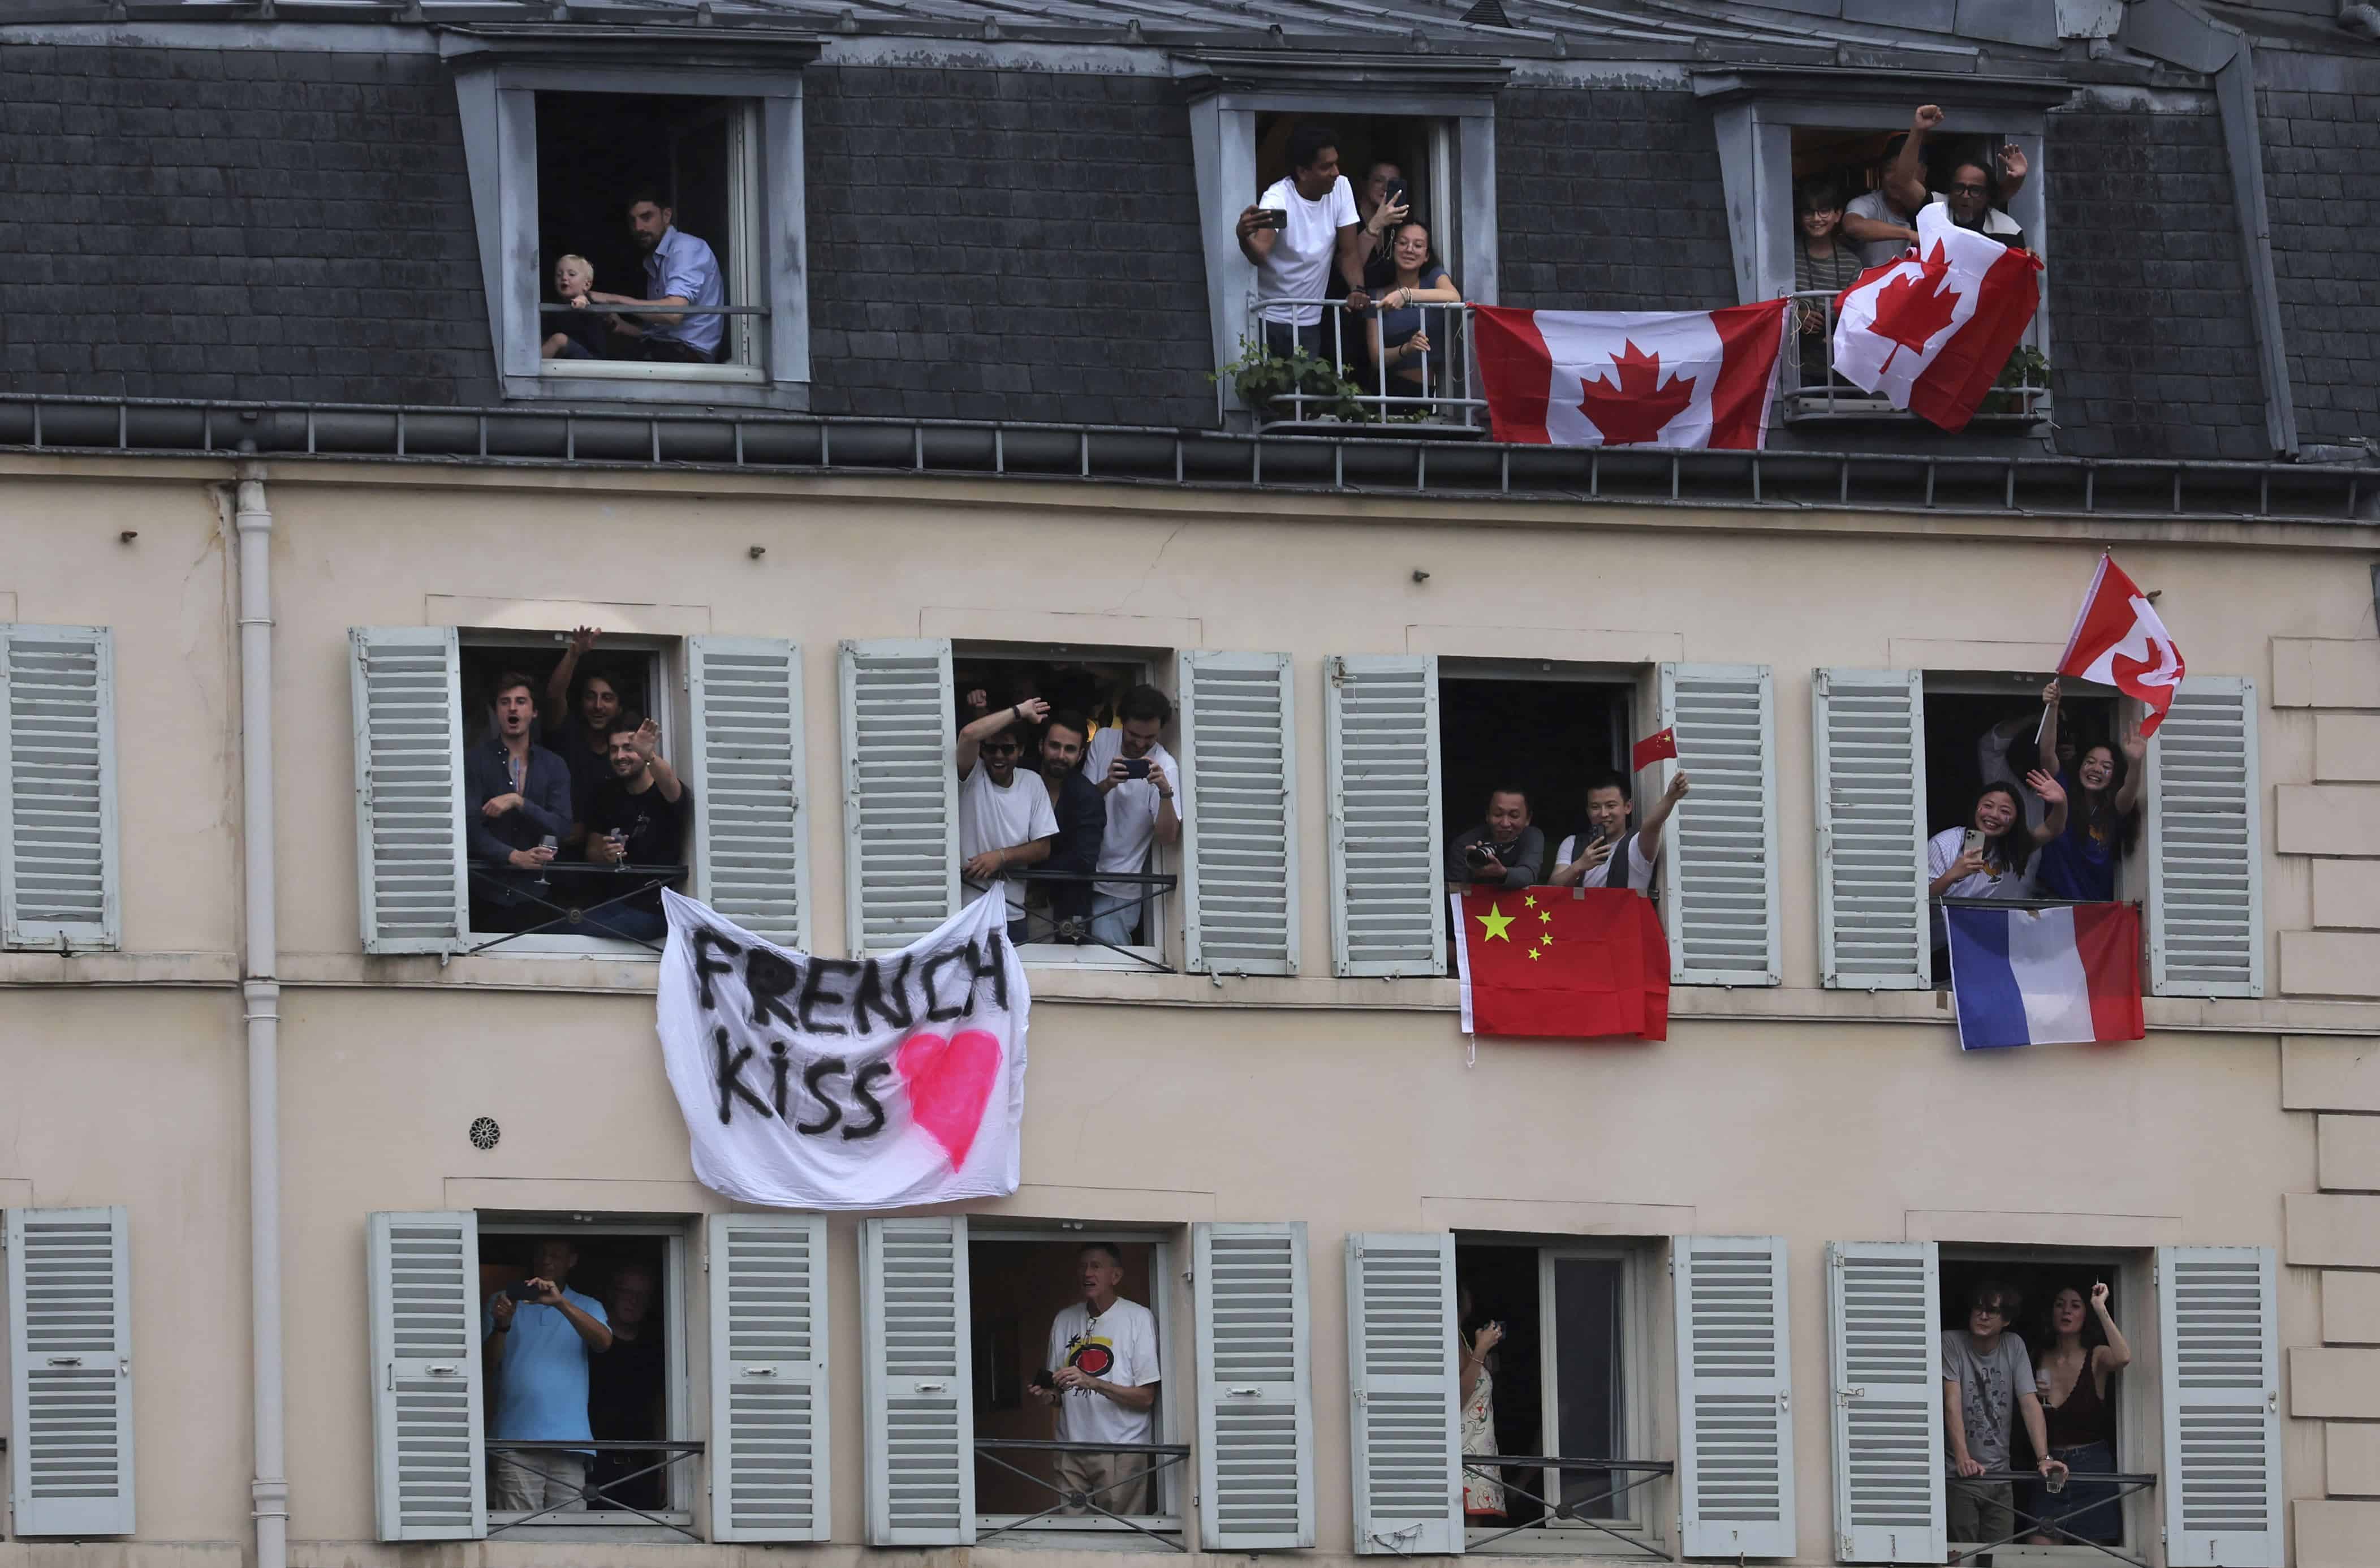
[1632,727,1679,772]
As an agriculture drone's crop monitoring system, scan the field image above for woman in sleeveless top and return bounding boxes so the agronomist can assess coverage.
[1457,1289,1506,1520]
[2024,1282,2132,1543]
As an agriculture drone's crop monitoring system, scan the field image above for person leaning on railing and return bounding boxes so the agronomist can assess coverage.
[1791,176,1862,385]
[1236,123,1372,364]
[1367,218,1463,405]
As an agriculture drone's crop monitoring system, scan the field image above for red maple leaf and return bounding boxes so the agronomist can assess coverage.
[1575,340,1697,446]
[1864,240,1963,372]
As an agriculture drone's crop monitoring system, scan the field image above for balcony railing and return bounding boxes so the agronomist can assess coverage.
[1783,288,2049,424]
[1950,1467,2155,1563]
[484,1438,704,1537]
[1461,1454,1674,1557]
[973,1437,1190,1550]
[1234,296,1488,433]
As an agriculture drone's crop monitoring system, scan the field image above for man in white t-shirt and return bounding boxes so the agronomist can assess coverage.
[1235,123,1371,362]
[1033,1242,1161,1517]
[956,696,1060,944]
[1550,769,1690,894]
[1081,684,1182,949]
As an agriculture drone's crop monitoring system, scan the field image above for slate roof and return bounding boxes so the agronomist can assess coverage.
[0,0,2375,462]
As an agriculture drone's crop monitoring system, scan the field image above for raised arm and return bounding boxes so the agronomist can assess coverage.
[2036,678,2062,775]
[633,719,683,804]
[2115,729,2146,817]
[956,697,1049,777]
[2027,769,2068,847]
[2089,1281,2133,1373]
[1236,206,1280,268]
[1886,104,1943,214]
[546,625,598,714]
[1633,772,1691,861]
[1842,210,1918,248]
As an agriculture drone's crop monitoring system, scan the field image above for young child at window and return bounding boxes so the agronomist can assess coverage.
[540,253,609,362]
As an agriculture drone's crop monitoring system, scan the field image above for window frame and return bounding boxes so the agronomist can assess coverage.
[965,1224,1189,1544]
[475,1216,695,1538]
[455,628,684,959]
[447,42,816,408]
[1181,57,1506,412]
[1455,1234,1665,1556]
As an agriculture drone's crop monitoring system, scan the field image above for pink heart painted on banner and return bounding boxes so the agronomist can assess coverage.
[895,1028,1003,1169]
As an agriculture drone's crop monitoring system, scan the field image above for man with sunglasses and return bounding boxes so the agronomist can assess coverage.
[956,695,1061,944]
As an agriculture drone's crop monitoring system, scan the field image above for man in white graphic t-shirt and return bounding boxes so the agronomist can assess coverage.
[956,696,1060,945]
[1081,684,1182,949]
[1033,1242,1161,1516]
[1236,123,1371,364]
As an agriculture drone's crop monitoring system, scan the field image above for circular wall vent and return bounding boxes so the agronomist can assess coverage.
[468,1117,502,1151]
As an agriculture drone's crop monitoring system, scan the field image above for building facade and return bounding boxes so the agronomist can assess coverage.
[1,3,2379,1568]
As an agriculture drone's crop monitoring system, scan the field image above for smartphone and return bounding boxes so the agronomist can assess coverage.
[1383,178,1409,210]
[507,1280,544,1304]
[1122,757,1153,779]
[1262,208,1289,230]
[1960,828,1985,858]
[1029,1368,1056,1392]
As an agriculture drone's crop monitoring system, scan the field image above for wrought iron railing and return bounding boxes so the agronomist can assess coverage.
[1783,287,2049,421]
[963,867,1179,972]
[484,1439,703,1537]
[973,1437,1191,1550]
[1460,1454,1674,1557]
[1949,1466,2155,1565]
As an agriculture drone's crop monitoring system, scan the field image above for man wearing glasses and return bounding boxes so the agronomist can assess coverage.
[1943,1280,2066,1558]
[956,696,1061,945]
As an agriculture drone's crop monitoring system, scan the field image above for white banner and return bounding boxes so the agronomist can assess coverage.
[657,888,1028,1210]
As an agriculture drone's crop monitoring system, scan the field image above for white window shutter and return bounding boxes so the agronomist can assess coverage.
[1326,656,1445,978]
[1344,1232,1461,1556]
[1194,1221,1315,1550]
[365,1210,485,1541]
[2,626,120,950]
[348,627,467,954]
[6,1205,134,1536]
[1813,669,1929,990]
[708,1212,830,1541]
[2157,1246,2282,1567]
[1178,651,1300,976]
[839,639,957,956]
[2148,678,2263,997]
[1824,1240,1942,1565]
[859,1215,973,1545]
[1658,662,1780,986]
[1672,1235,1795,1558]
[690,636,809,947]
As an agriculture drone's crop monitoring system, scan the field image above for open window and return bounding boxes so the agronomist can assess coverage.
[448,42,815,405]
[1438,663,1639,899]
[967,1227,1185,1545]
[1450,1235,1663,1555]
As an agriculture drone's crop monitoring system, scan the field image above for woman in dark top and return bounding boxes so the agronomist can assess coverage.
[2024,1282,2132,1543]
[1366,219,1463,411]
[2034,679,2144,902]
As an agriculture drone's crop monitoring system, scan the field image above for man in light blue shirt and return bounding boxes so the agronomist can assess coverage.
[587,189,725,363]
[484,1239,614,1511]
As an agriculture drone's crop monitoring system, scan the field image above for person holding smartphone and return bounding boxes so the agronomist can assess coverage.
[1082,686,1182,947]
[1236,123,1371,364]
[1926,776,2066,951]
[483,1239,613,1514]
[1550,769,1689,894]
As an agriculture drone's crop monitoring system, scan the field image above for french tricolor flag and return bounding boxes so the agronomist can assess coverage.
[1944,904,2145,1052]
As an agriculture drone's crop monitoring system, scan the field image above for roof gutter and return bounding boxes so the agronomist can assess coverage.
[2119,0,2299,458]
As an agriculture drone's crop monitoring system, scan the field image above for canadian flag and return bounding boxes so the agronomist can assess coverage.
[1830,201,2043,432]
[1472,301,1789,449]
[2056,553,2187,736]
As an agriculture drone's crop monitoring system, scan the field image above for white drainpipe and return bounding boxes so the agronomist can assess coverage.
[234,459,288,1568]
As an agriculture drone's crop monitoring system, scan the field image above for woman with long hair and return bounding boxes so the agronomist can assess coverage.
[2032,679,2145,902]
[1926,776,2066,950]
[1366,219,1463,411]
[1456,1286,1506,1522]
[2023,1282,2132,1544]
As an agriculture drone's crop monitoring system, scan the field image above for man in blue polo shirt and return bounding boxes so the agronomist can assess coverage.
[588,189,725,364]
[484,1238,614,1511]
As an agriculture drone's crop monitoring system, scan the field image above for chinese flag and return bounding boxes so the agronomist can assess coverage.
[1632,727,1678,771]
[1453,888,1670,1041]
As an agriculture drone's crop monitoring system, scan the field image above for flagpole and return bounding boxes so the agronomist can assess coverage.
[2052,549,2112,674]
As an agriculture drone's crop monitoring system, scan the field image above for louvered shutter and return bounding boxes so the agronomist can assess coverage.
[1344,1233,1461,1556]
[1813,669,1929,989]
[349,627,467,954]
[709,1212,830,1541]
[690,636,808,947]
[1326,656,1445,977]
[1193,1221,1314,1550]
[2157,1246,2281,1567]
[1178,651,1300,976]
[1658,663,1779,985]
[1672,1235,1795,1558]
[859,1215,972,1545]
[367,1210,485,1541]
[2148,678,2263,997]
[1825,1240,1942,1565]
[839,640,958,956]
[0,627,119,950]
[5,1205,133,1536]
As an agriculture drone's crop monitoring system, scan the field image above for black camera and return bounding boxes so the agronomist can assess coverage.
[1464,841,1494,866]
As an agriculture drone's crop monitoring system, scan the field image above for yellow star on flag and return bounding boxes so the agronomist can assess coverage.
[1538,909,1552,924]
[1528,946,1542,960]
[1477,903,1516,942]
[1523,894,1538,908]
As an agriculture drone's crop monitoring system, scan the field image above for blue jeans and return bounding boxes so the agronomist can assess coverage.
[584,903,666,944]
[1090,892,1148,949]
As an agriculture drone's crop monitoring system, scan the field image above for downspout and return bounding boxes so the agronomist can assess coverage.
[234,457,288,1568]
[2120,0,2301,456]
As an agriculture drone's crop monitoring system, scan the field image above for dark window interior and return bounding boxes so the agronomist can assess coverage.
[969,1236,1166,1518]
[1455,1243,1629,1527]
[1438,678,1631,881]
[534,92,739,348]
[949,654,1150,740]
[1938,1257,2128,1545]
[1924,688,2116,841]
[477,1233,671,1514]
